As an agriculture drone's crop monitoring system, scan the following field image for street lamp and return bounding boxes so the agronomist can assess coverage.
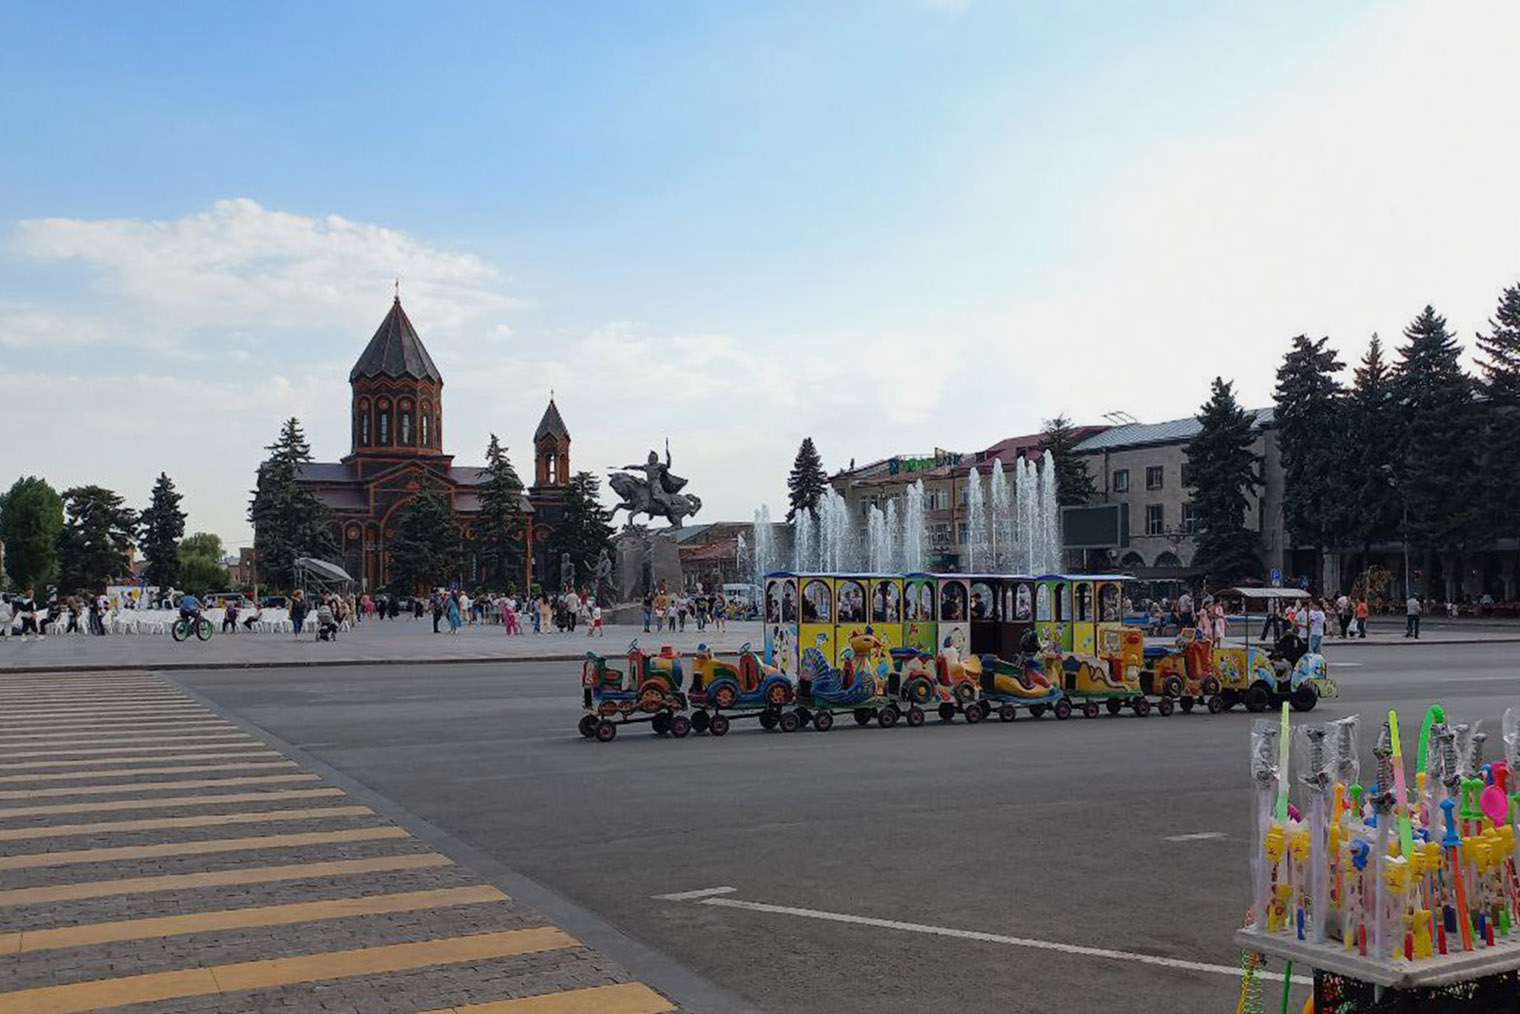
[1381,465,1412,599]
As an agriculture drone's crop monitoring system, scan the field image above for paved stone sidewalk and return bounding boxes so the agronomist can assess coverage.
[0,670,680,1014]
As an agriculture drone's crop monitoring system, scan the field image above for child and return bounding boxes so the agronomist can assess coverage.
[588,602,604,636]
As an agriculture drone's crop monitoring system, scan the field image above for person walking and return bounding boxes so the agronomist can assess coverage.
[677,595,688,633]
[642,593,653,633]
[1177,590,1194,634]
[1307,598,1327,655]
[447,591,462,634]
[1405,593,1422,639]
[290,590,307,638]
[1355,597,1369,639]
[587,600,604,637]
[431,593,445,634]
[1335,593,1351,639]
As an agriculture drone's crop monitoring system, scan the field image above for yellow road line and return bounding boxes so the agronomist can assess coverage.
[0,760,297,784]
[0,738,256,759]
[0,787,344,818]
[0,927,575,1014]
[0,750,282,771]
[0,884,507,954]
[0,804,373,841]
[416,983,677,1014]
[0,773,320,800]
[0,826,409,869]
[0,851,451,906]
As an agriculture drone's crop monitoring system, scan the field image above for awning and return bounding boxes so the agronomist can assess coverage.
[294,558,354,584]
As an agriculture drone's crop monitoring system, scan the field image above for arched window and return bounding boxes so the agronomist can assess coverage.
[399,398,414,446]
[546,449,560,485]
[420,402,432,447]
[357,399,371,447]
[377,398,392,446]
[434,412,441,448]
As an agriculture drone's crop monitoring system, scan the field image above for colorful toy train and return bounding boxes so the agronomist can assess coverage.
[577,572,1339,741]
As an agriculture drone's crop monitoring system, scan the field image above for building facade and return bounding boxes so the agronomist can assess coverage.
[290,297,569,592]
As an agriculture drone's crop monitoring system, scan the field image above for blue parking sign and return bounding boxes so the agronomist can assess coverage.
[1270,568,1281,587]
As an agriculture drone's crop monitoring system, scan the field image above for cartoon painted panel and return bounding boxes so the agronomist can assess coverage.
[868,577,905,656]
[904,576,937,653]
[937,577,970,658]
[1071,581,1096,654]
[800,576,836,666]
[764,575,799,672]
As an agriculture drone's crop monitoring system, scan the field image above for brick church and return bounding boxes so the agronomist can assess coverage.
[293,296,572,592]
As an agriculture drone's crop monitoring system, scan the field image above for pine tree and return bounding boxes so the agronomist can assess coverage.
[138,473,186,591]
[0,477,64,590]
[1393,306,1479,567]
[1273,335,1347,576]
[1344,336,1402,563]
[1184,378,1263,588]
[56,486,138,592]
[248,417,337,590]
[477,434,526,592]
[1040,415,1096,506]
[786,437,828,521]
[1476,284,1520,548]
[387,493,461,593]
[547,471,614,592]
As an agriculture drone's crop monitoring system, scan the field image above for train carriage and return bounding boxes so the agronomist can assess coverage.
[763,572,800,675]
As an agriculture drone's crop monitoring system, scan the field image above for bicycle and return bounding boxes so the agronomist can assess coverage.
[170,612,214,642]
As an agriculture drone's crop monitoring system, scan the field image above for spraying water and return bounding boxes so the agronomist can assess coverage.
[903,480,925,572]
[990,458,1013,572]
[752,505,776,579]
[966,467,987,572]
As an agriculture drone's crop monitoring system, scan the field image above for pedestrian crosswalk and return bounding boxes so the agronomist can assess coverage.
[0,670,678,1013]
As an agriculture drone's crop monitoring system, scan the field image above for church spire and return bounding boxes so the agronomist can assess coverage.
[349,297,442,384]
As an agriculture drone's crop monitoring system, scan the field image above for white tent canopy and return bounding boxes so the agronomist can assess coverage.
[293,557,354,592]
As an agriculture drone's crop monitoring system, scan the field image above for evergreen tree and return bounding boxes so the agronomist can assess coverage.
[56,486,138,592]
[1039,415,1096,506]
[1184,378,1263,587]
[547,471,614,592]
[477,434,526,591]
[177,532,229,596]
[248,418,337,589]
[1476,284,1520,547]
[387,493,461,593]
[1344,336,1402,561]
[1273,335,1347,573]
[1393,306,1479,565]
[138,473,186,591]
[0,477,64,590]
[786,437,828,521]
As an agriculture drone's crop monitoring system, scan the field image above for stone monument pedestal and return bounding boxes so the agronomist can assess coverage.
[613,526,684,606]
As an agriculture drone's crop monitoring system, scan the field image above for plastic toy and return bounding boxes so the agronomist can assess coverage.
[793,630,902,730]
[687,641,795,736]
[578,640,689,742]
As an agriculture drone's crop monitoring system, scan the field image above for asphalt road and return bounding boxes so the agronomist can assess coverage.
[172,644,1520,1014]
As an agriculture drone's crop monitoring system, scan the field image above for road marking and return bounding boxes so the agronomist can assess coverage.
[1163,832,1228,842]
[689,896,1312,985]
[0,694,185,707]
[0,884,507,954]
[0,716,223,731]
[0,786,344,818]
[0,852,452,906]
[0,804,373,841]
[0,825,409,870]
[0,927,576,1014]
[0,773,320,800]
[651,886,737,901]
[0,760,297,783]
[410,982,676,1013]
[0,705,204,721]
[0,737,256,759]
[0,749,282,771]
[1328,662,1362,668]
[0,725,238,743]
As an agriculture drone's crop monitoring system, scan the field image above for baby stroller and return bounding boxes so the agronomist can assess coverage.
[316,603,339,641]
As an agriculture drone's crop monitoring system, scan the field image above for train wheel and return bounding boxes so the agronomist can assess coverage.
[759,711,779,730]
[814,710,834,732]
[690,710,711,734]
[709,713,730,737]
[652,712,672,736]
[1082,701,1100,719]
[1157,698,1175,718]
[853,709,873,726]
[979,700,993,719]
[767,684,789,707]
[1105,699,1123,716]
[938,703,957,722]
[594,720,617,742]
[1029,704,1047,719]
[1133,697,1151,717]
[908,681,933,705]
[669,715,692,738]
[1179,697,1195,714]
[714,686,737,709]
[1053,698,1073,721]
[1290,685,1318,713]
[1207,695,1226,714]
[906,706,925,728]
[963,702,984,724]
[780,711,802,733]
[1202,677,1221,696]
[878,706,900,729]
[998,704,1017,722]
[954,682,977,704]
[578,715,598,738]
[1243,685,1271,713]
[794,707,813,726]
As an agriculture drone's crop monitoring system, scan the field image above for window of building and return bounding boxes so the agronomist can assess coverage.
[420,406,431,448]
[1182,503,1199,534]
[357,399,371,447]
[1112,469,1129,492]
[957,522,969,545]
[399,399,414,446]
[930,522,950,548]
[1145,504,1164,536]
[958,487,969,507]
[1146,466,1164,490]
[377,399,392,446]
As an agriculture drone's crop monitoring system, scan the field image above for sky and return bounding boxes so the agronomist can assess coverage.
[3,1,1519,548]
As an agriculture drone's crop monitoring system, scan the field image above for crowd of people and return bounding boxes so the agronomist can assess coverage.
[637,589,732,634]
[1141,589,1439,651]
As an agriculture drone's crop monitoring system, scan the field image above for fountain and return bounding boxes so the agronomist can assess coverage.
[965,466,987,573]
[1038,450,1063,574]
[866,506,888,574]
[990,458,1012,573]
[752,505,776,579]
[903,480,926,573]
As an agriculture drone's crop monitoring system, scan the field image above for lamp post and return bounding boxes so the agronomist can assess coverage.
[1381,465,1412,598]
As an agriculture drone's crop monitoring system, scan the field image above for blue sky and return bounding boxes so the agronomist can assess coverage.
[3,1,1518,545]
